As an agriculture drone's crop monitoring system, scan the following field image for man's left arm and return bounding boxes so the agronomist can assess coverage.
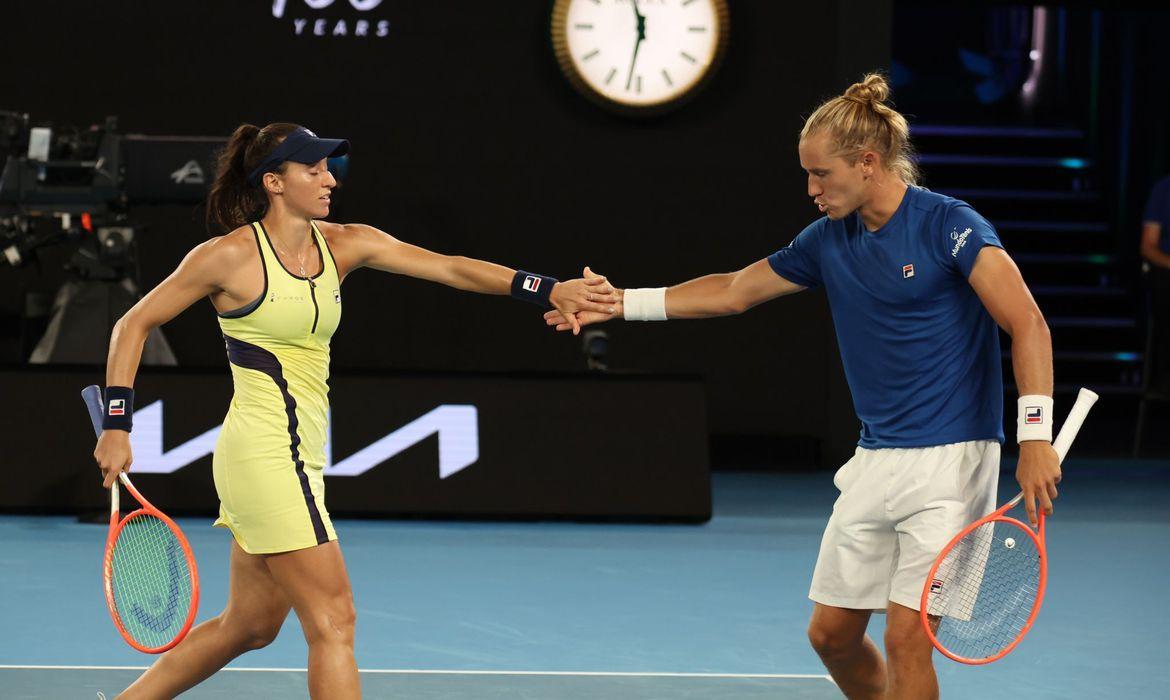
[967,247,1059,527]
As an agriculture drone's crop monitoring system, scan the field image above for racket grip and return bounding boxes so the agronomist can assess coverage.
[1052,388,1099,464]
[82,384,105,438]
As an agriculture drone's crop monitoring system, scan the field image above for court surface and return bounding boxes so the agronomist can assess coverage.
[2,461,1165,699]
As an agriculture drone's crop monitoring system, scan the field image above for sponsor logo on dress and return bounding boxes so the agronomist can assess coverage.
[334,289,341,303]
[1025,406,1044,424]
[902,263,915,279]
[950,227,972,258]
[522,276,541,293]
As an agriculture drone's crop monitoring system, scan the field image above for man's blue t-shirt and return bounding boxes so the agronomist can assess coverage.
[1142,175,1170,254]
[768,186,1005,449]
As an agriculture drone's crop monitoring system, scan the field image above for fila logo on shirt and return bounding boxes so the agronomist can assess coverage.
[1025,406,1044,424]
[108,399,126,416]
[522,276,542,293]
[902,263,915,279]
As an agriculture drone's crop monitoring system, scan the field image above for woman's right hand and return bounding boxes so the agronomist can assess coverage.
[544,267,623,332]
[95,430,133,489]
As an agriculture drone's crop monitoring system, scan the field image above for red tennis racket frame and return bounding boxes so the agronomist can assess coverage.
[103,472,200,654]
[919,496,1047,665]
[919,387,1097,665]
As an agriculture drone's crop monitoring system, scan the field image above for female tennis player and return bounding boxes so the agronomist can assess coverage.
[90,122,617,699]
[546,74,1062,699]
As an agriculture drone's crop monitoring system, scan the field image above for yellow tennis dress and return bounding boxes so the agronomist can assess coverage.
[212,221,342,554]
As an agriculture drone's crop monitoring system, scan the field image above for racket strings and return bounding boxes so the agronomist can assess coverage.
[109,514,194,649]
[926,519,1042,661]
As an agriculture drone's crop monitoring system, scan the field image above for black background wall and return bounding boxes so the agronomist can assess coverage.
[2,1,893,467]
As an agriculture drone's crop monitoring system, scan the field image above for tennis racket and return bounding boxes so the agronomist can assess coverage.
[82,384,200,654]
[920,387,1098,664]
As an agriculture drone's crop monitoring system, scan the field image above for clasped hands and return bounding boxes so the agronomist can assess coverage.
[546,267,623,335]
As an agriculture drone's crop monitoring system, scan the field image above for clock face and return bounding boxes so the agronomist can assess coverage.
[552,0,730,114]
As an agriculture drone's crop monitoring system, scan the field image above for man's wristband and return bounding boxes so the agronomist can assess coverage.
[511,270,558,308]
[623,288,668,321]
[103,386,134,432]
[1017,394,1053,443]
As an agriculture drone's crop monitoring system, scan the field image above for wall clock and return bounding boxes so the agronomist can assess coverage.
[551,0,730,115]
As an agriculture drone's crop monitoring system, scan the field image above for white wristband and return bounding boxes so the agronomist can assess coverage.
[1017,395,1054,443]
[622,288,667,321]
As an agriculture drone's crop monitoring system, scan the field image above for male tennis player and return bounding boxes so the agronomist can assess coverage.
[545,74,1062,699]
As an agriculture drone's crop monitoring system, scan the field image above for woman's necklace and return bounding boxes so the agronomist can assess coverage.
[273,237,310,278]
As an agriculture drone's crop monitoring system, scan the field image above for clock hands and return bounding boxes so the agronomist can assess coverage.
[625,0,646,92]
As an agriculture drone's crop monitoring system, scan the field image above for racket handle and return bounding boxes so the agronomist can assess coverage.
[82,384,105,439]
[1052,388,1099,464]
[83,384,123,510]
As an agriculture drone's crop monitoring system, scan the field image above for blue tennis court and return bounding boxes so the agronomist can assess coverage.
[3,463,1166,699]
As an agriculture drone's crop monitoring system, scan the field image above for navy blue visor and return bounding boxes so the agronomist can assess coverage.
[247,127,350,186]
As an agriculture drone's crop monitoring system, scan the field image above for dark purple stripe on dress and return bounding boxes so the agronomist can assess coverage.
[224,334,329,546]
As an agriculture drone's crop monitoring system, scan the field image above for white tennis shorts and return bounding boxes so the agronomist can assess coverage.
[809,440,1000,612]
